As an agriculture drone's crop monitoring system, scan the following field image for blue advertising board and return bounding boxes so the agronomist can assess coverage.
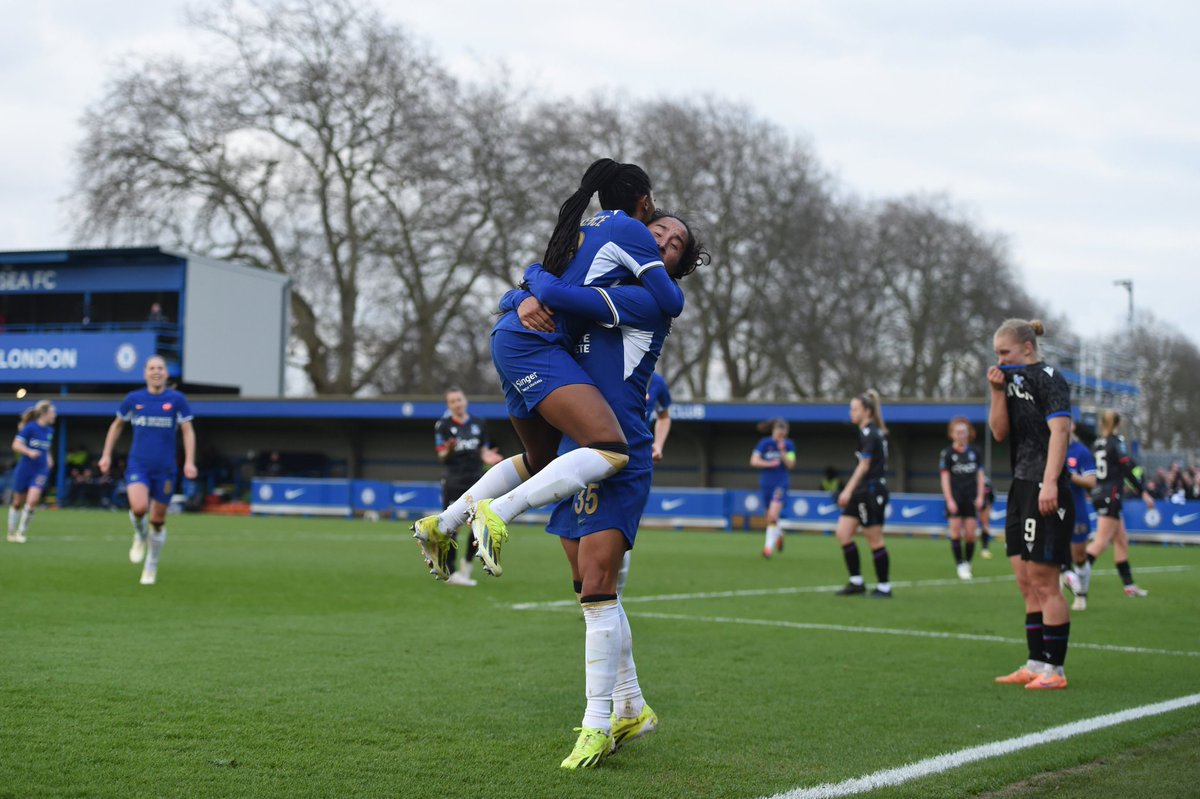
[251,478,352,516]
[0,263,184,294]
[0,332,157,383]
[389,482,444,519]
[641,488,729,528]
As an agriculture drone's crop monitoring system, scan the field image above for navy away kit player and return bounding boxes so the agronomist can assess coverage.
[939,416,986,580]
[988,318,1074,690]
[835,390,893,597]
[434,388,501,585]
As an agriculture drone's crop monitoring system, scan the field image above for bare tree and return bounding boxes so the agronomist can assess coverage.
[72,0,538,394]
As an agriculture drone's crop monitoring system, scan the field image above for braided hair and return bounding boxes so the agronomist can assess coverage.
[543,158,653,277]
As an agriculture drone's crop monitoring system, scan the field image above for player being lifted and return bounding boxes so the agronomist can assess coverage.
[938,416,986,580]
[988,319,1074,690]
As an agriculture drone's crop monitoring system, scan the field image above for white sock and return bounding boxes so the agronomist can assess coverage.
[7,507,17,534]
[490,448,626,524]
[877,582,891,593]
[438,456,526,532]
[130,511,149,540]
[581,598,621,731]
[145,528,167,571]
[763,527,774,551]
[18,505,34,534]
[459,559,473,580]
[1026,659,1049,673]
[616,550,632,597]
[612,601,645,719]
[849,575,865,586]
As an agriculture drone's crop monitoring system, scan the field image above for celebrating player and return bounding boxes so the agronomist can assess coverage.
[434,387,502,586]
[503,211,707,768]
[8,400,56,543]
[1060,422,1097,608]
[98,355,197,586]
[939,416,986,580]
[413,159,685,581]
[834,390,893,598]
[988,319,1074,690]
[1076,410,1156,604]
[751,418,796,558]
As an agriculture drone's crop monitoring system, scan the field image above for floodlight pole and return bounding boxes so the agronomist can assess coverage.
[1113,279,1133,327]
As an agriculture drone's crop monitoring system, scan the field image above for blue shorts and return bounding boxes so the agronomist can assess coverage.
[761,484,788,513]
[12,460,51,494]
[1070,492,1092,543]
[546,467,653,549]
[492,328,595,420]
[126,461,176,505]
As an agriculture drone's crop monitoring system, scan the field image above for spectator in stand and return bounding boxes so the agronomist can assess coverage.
[147,302,169,324]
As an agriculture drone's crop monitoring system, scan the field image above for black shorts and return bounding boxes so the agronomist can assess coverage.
[844,485,888,527]
[1004,478,1073,565]
[441,477,478,514]
[1092,486,1123,519]
[946,488,977,520]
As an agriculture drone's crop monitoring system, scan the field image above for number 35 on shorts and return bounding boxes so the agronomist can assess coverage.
[1024,517,1037,543]
[573,483,600,516]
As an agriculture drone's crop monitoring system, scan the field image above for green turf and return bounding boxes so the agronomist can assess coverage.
[1,510,1197,798]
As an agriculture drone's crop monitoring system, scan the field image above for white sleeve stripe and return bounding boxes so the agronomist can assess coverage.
[632,259,665,277]
[593,287,619,329]
[116,411,132,421]
[178,414,195,423]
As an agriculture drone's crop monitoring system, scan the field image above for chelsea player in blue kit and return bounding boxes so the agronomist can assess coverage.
[413,160,684,581]
[99,356,198,585]
[752,419,796,558]
[8,400,57,543]
[509,211,705,769]
[1060,422,1097,607]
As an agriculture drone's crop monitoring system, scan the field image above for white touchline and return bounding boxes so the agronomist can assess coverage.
[622,611,1200,658]
[508,565,1194,611]
[758,692,1200,799]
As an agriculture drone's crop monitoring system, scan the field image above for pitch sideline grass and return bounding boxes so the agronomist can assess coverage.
[1,510,1197,798]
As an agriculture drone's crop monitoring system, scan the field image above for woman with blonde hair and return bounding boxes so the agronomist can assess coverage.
[8,400,57,543]
[988,318,1074,690]
[834,390,892,597]
[1076,409,1156,606]
[751,417,796,558]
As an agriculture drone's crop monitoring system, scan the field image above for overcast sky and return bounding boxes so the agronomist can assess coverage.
[2,0,1197,347]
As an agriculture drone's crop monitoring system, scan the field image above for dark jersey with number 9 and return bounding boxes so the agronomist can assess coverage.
[1000,362,1072,482]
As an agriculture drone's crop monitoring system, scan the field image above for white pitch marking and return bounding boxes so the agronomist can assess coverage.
[760,692,1200,799]
[508,565,1194,611]
[621,611,1200,658]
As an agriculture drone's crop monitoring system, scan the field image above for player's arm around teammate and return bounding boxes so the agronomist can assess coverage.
[988,318,1073,690]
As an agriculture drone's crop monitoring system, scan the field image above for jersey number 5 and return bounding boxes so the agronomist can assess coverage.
[573,483,600,516]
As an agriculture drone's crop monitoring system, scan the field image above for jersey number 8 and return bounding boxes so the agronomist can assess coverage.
[574,483,600,516]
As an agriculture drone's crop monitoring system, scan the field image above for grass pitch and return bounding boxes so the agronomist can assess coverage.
[1,510,1198,798]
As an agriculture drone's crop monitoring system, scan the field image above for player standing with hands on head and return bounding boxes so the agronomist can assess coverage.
[939,416,986,580]
[8,400,56,543]
[434,387,502,586]
[751,418,795,558]
[988,319,1074,690]
[99,355,197,586]
[834,390,893,597]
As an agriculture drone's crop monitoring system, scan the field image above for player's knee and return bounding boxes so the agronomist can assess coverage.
[589,442,629,472]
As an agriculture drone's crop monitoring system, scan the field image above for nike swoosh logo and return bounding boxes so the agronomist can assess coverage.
[990,509,1005,521]
[284,489,304,500]
[660,498,685,511]
[1173,513,1200,525]
[818,503,839,515]
[393,491,417,504]
[900,506,924,519]
[585,658,604,665]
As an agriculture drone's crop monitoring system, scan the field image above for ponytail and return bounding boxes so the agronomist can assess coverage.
[17,399,53,430]
[860,389,887,433]
[1099,409,1121,437]
[542,158,653,277]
